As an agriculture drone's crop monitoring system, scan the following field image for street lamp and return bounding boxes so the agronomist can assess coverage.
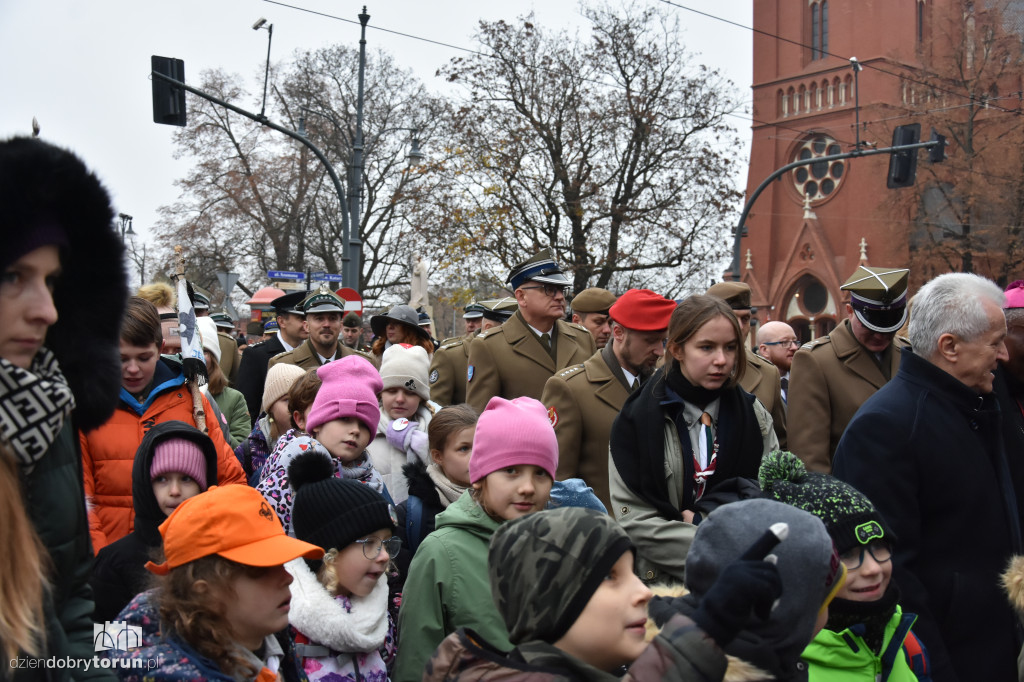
[252,17,273,120]
[118,213,135,242]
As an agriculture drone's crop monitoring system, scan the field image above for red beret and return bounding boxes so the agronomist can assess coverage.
[609,289,677,331]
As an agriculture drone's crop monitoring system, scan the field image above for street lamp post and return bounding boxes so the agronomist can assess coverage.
[118,213,135,242]
[346,6,370,294]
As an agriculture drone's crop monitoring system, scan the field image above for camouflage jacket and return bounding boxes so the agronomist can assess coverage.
[423,613,728,682]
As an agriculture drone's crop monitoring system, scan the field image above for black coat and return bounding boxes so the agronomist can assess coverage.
[235,335,286,426]
[394,459,445,582]
[833,350,1023,682]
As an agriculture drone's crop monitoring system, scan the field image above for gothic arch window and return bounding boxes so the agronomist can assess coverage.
[810,0,829,60]
[792,134,845,202]
[779,89,788,117]
[799,84,808,112]
[917,0,925,43]
[784,274,838,342]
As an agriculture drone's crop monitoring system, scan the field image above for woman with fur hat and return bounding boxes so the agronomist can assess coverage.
[760,451,931,682]
[0,136,127,680]
[285,450,400,680]
[393,396,557,681]
[90,420,218,622]
[367,343,437,503]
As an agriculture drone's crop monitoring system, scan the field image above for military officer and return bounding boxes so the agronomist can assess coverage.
[211,312,241,386]
[429,299,516,407]
[269,286,376,371]
[341,312,366,351]
[462,301,485,337]
[466,250,596,413]
[235,290,308,425]
[706,281,788,448]
[541,289,676,509]
[569,287,617,349]
[789,265,910,473]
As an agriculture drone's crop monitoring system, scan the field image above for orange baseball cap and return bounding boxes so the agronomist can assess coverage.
[145,485,324,576]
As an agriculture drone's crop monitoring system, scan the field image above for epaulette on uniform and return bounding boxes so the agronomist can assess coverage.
[438,339,464,352]
[269,349,293,362]
[478,327,501,340]
[800,336,832,352]
[567,322,590,333]
[439,336,462,346]
[555,364,585,380]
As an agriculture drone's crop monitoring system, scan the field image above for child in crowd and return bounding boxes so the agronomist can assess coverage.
[394,396,557,682]
[107,484,323,681]
[285,450,400,680]
[235,363,305,486]
[91,421,218,622]
[367,343,436,504]
[257,356,389,535]
[759,450,931,681]
[395,403,476,578]
[255,367,324,485]
[426,506,784,681]
[648,498,847,682]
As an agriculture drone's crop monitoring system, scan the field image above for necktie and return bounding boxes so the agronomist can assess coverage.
[630,377,639,393]
[693,412,717,501]
[780,376,789,402]
[540,332,551,349]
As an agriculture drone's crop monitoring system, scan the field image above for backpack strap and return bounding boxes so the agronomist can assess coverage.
[902,629,931,682]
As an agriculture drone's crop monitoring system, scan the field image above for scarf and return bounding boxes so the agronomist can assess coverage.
[425,462,467,508]
[609,367,763,522]
[0,349,75,470]
[825,582,901,654]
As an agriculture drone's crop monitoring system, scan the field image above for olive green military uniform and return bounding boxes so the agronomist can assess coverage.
[466,311,596,414]
[540,343,630,510]
[429,333,474,407]
[788,319,907,473]
[739,347,787,449]
[268,338,376,371]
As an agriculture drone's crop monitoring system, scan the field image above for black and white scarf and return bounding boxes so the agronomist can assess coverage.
[0,348,75,470]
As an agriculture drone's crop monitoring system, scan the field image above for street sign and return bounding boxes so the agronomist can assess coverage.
[322,274,343,282]
[336,287,363,316]
[310,271,343,283]
[310,270,326,279]
[267,270,305,280]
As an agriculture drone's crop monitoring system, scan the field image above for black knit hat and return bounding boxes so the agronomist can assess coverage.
[289,452,398,559]
[759,450,894,555]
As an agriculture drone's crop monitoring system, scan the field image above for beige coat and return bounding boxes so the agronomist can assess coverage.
[787,319,906,473]
[429,334,473,407]
[268,338,376,371]
[217,331,240,386]
[465,312,596,413]
[739,347,787,449]
[540,345,630,510]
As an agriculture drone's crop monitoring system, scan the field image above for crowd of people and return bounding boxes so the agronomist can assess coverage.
[4,137,1024,682]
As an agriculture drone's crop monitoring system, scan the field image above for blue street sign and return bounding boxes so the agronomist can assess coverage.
[310,270,326,279]
[310,272,343,282]
[267,270,305,280]
[321,273,343,282]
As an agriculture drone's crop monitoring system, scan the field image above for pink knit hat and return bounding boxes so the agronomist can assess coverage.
[1005,280,1024,309]
[306,356,383,435]
[151,438,209,490]
[469,396,559,484]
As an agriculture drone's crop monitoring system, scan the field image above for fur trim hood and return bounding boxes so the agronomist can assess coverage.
[0,137,127,431]
[1003,555,1024,614]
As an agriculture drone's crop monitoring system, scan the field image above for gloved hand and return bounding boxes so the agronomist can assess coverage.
[690,560,782,648]
[386,418,429,460]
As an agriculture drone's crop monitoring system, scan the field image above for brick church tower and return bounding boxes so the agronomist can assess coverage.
[738,0,943,341]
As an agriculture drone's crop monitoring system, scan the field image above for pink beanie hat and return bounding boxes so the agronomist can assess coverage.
[151,438,209,490]
[1005,280,1024,309]
[469,396,559,484]
[306,355,383,435]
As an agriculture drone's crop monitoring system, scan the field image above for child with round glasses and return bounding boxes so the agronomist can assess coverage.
[285,449,401,680]
[761,451,931,681]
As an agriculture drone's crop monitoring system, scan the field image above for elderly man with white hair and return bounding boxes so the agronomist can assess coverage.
[833,272,1020,682]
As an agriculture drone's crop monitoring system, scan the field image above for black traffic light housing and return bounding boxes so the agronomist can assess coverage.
[152,56,187,127]
[887,123,921,188]
[929,127,947,163]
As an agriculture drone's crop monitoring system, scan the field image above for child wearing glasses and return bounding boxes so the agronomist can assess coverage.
[285,449,400,681]
[760,451,931,681]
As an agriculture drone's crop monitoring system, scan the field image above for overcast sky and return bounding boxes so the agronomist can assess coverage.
[0,0,753,251]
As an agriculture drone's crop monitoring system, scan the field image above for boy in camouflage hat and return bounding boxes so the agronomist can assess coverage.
[424,506,783,681]
[760,451,930,681]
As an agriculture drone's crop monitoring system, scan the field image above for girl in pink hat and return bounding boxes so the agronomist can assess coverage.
[393,395,557,681]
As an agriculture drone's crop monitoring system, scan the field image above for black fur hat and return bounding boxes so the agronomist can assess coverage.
[0,137,128,430]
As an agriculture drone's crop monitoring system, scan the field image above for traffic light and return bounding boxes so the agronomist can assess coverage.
[152,56,187,127]
[887,123,921,189]
[929,127,947,163]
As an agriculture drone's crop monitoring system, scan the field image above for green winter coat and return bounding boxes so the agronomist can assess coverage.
[803,605,923,682]
[211,386,251,448]
[394,490,509,682]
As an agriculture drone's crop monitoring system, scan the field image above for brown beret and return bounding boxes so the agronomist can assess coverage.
[706,282,751,310]
[570,287,617,314]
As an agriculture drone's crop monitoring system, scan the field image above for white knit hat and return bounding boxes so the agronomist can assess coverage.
[379,344,431,402]
[262,363,307,414]
[196,317,221,364]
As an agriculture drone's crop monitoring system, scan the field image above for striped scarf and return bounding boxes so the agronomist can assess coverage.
[0,348,75,471]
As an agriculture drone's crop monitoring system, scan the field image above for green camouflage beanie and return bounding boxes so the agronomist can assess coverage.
[759,450,893,555]
[488,507,633,645]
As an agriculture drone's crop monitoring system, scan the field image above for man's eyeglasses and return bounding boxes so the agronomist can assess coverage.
[520,283,569,298]
[354,536,402,560]
[839,541,891,570]
[762,339,800,348]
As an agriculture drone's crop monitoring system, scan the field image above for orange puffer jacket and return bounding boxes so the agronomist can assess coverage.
[81,357,246,552]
